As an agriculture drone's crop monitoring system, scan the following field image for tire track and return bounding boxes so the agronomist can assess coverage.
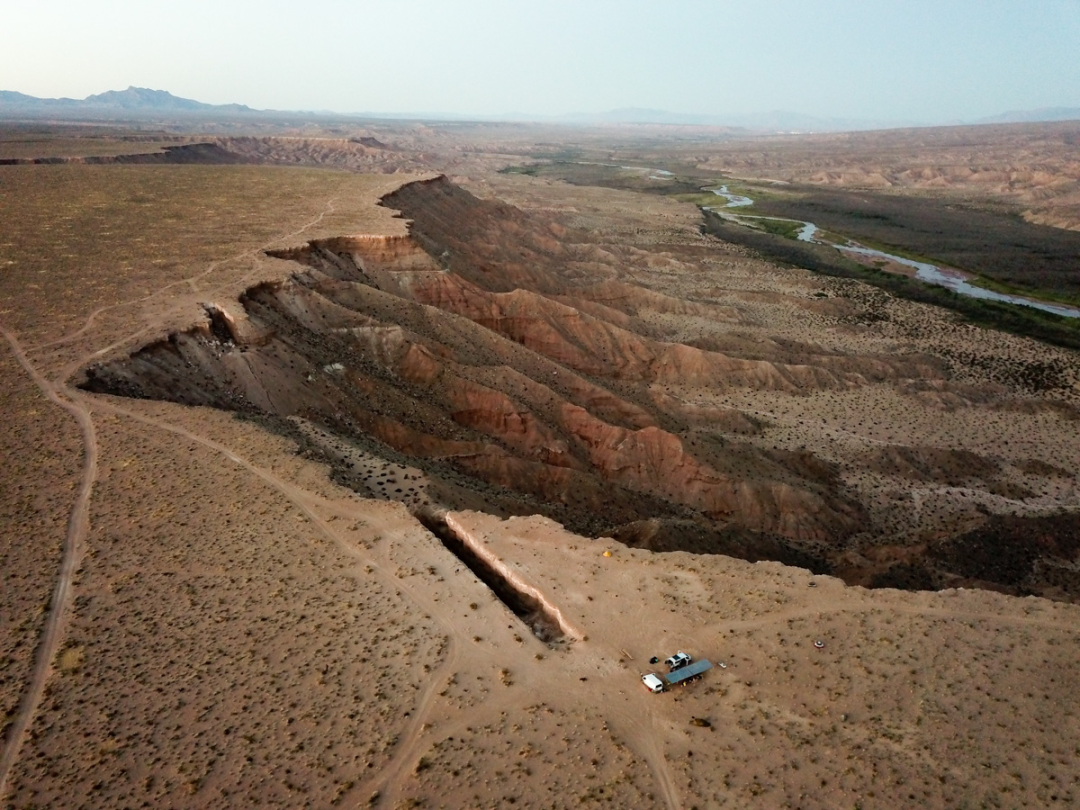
[0,195,346,800]
[599,698,683,810]
[83,394,462,809]
[0,327,96,800]
[27,196,339,357]
[86,393,690,809]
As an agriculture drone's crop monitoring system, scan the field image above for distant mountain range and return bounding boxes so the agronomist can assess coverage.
[2,87,1078,132]
[541,106,1080,131]
[972,107,1080,125]
[0,86,253,115]
[544,107,911,132]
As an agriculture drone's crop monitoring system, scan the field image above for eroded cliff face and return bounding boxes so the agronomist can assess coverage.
[80,176,1079,595]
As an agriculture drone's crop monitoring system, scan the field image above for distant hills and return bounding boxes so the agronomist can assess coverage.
[547,107,909,132]
[0,86,253,115]
[549,106,1080,131]
[972,107,1080,125]
[2,87,1078,132]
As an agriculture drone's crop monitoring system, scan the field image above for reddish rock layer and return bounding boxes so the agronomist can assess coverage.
[86,176,985,574]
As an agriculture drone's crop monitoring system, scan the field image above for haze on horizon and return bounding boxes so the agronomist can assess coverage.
[4,0,1079,125]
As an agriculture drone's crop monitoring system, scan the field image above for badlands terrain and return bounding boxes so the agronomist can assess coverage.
[1,121,1079,809]
[677,121,1080,233]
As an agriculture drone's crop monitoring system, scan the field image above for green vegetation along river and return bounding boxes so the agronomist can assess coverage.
[707,186,1080,319]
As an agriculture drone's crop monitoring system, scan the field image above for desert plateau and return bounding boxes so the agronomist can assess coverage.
[2,113,1080,810]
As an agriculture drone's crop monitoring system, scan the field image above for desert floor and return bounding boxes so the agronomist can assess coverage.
[1,148,1079,810]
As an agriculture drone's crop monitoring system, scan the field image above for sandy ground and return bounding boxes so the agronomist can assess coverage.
[1,154,1079,809]
[0,349,78,752]
[0,130,179,161]
[425,511,1080,809]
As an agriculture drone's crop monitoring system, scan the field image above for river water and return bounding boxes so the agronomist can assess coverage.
[707,186,1080,319]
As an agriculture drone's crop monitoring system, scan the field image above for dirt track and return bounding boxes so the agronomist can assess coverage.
[0,326,94,796]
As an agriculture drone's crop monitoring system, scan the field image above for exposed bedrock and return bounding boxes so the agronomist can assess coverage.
[80,176,1078,597]
[83,274,859,544]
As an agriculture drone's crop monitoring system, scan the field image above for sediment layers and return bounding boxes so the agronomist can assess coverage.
[80,176,1080,597]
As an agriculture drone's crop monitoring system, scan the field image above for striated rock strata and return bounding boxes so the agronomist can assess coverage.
[81,175,1075,594]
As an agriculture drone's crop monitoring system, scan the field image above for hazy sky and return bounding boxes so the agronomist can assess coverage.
[4,0,1079,122]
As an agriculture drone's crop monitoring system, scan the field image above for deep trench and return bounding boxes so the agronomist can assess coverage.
[415,511,568,646]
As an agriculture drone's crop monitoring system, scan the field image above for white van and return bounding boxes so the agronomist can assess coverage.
[641,673,665,693]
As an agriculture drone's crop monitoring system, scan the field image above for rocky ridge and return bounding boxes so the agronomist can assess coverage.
[80,176,1080,597]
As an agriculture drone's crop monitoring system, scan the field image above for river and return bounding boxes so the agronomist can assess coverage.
[706,186,1080,319]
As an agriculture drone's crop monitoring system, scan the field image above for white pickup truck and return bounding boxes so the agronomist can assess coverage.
[664,651,692,671]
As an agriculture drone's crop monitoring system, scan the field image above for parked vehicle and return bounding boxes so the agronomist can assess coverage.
[642,659,714,693]
[641,673,666,693]
[664,651,692,671]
